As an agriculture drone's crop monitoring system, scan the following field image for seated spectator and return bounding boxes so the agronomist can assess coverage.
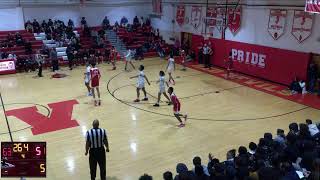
[139,174,152,180]
[41,20,47,30]
[146,17,151,26]
[192,156,210,176]
[290,77,302,94]
[274,129,286,147]
[163,171,173,180]
[48,19,54,27]
[25,20,33,32]
[306,119,320,140]
[15,32,24,46]
[8,53,17,60]
[133,16,139,27]
[299,80,307,94]
[120,16,128,26]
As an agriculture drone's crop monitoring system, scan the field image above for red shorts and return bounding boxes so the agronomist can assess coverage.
[173,103,181,114]
[91,79,99,88]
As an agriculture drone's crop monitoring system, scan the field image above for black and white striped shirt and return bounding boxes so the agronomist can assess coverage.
[86,128,107,149]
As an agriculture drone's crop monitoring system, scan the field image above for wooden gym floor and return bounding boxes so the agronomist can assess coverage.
[0,58,319,180]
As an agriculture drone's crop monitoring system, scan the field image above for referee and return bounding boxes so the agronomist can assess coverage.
[85,119,109,180]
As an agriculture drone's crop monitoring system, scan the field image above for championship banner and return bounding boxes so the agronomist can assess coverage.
[190,6,202,29]
[267,9,287,40]
[152,0,162,15]
[305,0,320,14]
[216,7,226,32]
[176,5,185,26]
[291,10,314,43]
[0,59,16,75]
[227,6,242,35]
[206,7,217,27]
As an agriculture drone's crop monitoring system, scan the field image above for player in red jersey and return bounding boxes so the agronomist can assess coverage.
[110,46,117,70]
[90,63,101,106]
[180,49,187,71]
[168,87,187,128]
[225,52,233,79]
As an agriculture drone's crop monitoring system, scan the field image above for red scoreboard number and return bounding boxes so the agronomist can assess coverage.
[1,142,46,177]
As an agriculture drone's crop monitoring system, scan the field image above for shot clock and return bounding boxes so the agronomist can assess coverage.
[1,142,46,177]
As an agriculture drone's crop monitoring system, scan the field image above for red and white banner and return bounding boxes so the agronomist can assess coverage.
[191,35,310,85]
[206,7,217,27]
[176,5,186,26]
[0,59,16,75]
[291,10,314,43]
[228,6,242,35]
[267,9,287,40]
[152,0,162,15]
[305,0,320,14]
[216,7,226,32]
[190,6,202,29]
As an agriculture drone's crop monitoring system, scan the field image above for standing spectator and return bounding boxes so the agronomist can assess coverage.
[50,48,59,72]
[35,50,44,77]
[81,17,87,30]
[308,62,318,93]
[32,19,40,33]
[198,44,204,64]
[68,19,74,29]
[66,45,74,70]
[192,156,210,176]
[85,119,109,180]
[102,16,110,30]
[48,19,54,28]
[133,16,139,26]
[25,20,33,32]
[163,171,173,180]
[120,16,128,26]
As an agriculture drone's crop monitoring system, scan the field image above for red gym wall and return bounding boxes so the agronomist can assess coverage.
[192,35,311,86]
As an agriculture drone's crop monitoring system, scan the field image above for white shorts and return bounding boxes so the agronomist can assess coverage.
[167,67,174,73]
[137,83,145,89]
[126,58,132,62]
[85,79,90,84]
[174,111,180,115]
[159,87,165,93]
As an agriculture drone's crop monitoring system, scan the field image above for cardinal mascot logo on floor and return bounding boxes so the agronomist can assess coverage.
[6,100,79,135]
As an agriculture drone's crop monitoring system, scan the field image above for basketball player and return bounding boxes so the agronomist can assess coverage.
[90,63,101,106]
[110,46,116,70]
[168,87,187,128]
[125,49,135,71]
[153,71,171,107]
[225,52,233,79]
[130,65,150,102]
[166,54,175,85]
[84,62,92,96]
[180,49,187,71]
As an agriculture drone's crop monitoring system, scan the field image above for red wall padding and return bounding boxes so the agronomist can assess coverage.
[192,35,311,86]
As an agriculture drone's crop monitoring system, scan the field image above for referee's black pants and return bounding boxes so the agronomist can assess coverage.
[204,54,211,68]
[89,147,106,180]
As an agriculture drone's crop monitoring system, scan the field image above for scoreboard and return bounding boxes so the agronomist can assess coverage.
[1,142,46,177]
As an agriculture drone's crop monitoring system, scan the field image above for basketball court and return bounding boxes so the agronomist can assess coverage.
[1,58,319,179]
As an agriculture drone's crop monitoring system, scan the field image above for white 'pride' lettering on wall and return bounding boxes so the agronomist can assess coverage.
[231,49,266,68]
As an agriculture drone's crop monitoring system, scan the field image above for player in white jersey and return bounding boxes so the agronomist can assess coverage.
[84,62,92,96]
[166,54,176,85]
[124,49,135,71]
[153,71,171,107]
[130,65,150,102]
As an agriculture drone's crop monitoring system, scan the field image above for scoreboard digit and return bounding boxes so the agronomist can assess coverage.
[1,142,46,177]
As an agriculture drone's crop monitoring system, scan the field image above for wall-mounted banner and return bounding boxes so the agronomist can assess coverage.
[305,0,320,14]
[267,9,287,40]
[227,6,242,35]
[152,0,162,15]
[176,5,186,26]
[291,10,314,43]
[206,7,217,27]
[190,6,202,29]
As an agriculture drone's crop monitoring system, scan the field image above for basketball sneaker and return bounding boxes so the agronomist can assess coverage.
[133,99,140,102]
[142,97,148,101]
[153,103,160,107]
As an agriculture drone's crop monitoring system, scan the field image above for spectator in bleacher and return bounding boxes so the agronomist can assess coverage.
[1,52,8,59]
[25,20,33,32]
[15,32,24,46]
[48,19,54,28]
[50,48,59,72]
[8,53,17,61]
[24,42,33,55]
[68,19,74,29]
[102,16,110,30]
[120,16,128,26]
[146,18,151,26]
[274,129,286,147]
[41,20,48,31]
[307,62,318,93]
[81,17,87,30]
[32,19,40,33]
[133,16,139,27]
[306,119,320,140]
